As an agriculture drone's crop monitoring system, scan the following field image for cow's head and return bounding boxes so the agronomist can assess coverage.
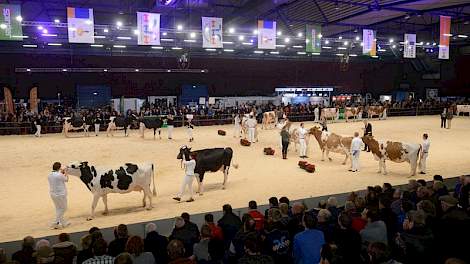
[177,145,192,160]
[66,161,95,190]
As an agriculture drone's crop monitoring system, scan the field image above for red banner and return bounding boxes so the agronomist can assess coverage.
[439,16,451,60]
[3,87,14,114]
[30,87,38,113]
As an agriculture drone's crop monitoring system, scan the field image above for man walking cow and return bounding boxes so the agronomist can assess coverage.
[173,149,196,203]
[48,162,70,229]
[350,132,362,172]
[419,133,430,174]
[298,123,308,158]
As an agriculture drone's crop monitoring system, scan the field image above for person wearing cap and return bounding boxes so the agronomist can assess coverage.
[419,133,430,174]
[439,195,468,221]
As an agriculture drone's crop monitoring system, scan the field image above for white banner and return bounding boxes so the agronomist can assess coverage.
[362,29,376,56]
[202,17,223,48]
[67,7,94,44]
[404,34,416,58]
[137,12,160,46]
[258,20,276,49]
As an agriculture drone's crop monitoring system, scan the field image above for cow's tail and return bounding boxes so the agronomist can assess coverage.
[151,163,156,196]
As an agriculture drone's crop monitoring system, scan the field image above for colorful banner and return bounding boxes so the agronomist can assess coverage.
[202,17,223,48]
[3,87,14,114]
[439,16,451,60]
[306,24,321,53]
[67,7,95,44]
[29,87,38,113]
[137,12,160,46]
[0,4,23,41]
[362,29,377,56]
[257,20,276,49]
[404,34,416,58]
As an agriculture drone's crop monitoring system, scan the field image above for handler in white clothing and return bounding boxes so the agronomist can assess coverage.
[233,114,241,138]
[419,133,430,174]
[246,115,257,144]
[48,162,69,229]
[173,152,196,203]
[350,132,362,172]
[298,123,308,158]
[314,107,320,122]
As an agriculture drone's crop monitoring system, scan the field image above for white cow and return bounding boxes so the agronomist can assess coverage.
[63,117,91,137]
[321,108,339,121]
[456,105,470,116]
[362,136,421,176]
[66,161,156,220]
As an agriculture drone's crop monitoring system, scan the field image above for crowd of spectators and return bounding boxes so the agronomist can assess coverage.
[1,175,469,264]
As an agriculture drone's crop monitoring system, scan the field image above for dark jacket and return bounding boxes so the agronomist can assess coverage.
[108,237,128,257]
[76,249,93,264]
[170,224,200,256]
[238,254,274,264]
[332,228,362,264]
[144,231,169,264]
[12,247,36,264]
[218,213,242,248]
[398,226,434,264]
[52,241,77,264]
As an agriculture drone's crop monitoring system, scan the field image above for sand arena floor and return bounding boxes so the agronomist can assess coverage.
[0,115,469,242]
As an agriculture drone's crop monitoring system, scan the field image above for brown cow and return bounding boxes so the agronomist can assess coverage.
[367,106,386,119]
[362,135,421,176]
[309,126,352,165]
[344,107,363,122]
[262,111,277,129]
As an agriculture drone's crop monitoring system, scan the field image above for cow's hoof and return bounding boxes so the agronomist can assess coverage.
[328,158,332,162]
[102,211,109,215]
[341,162,346,165]
[222,186,226,190]
[145,207,152,210]
[199,193,204,196]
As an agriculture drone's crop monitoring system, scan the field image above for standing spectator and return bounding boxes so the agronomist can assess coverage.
[217,204,242,249]
[231,214,257,259]
[181,213,200,240]
[204,214,223,241]
[169,217,199,257]
[167,114,174,140]
[446,107,453,129]
[440,108,447,128]
[52,233,77,264]
[48,162,69,229]
[419,133,430,174]
[248,201,264,231]
[108,224,129,257]
[34,115,42,137]
[167,240,194,264]
[238,234,274,264]
[125,236,155,264]
[360,209,388,247]
[264,197,279,218]
[12,236,36,264]
[83,238,114,264]
[378,195,398,245]
[35,240,55,264]
[77,235,94,264]
[314,106,319,122]
[144,223,168,264]
[264,209,291,264]
[246,115,257,144]
[293,213,325,264]
[458,175,470,212]
[331,212,362,264]
[191,225,211,263]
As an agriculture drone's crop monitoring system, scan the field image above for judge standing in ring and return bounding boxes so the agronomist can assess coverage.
[280,122,291,160]
[363,120,372,152]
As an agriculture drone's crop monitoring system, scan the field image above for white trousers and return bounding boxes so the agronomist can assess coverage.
[314,113,319,122]
[351,150,360,171]
[419,153,428,173]
[168,125,174,139]
[94,124,100,135]
[187,128,193,139]
[35,125,41,137]
[178,175,195,199]
[234,124,241,137]
[248,127,255,143]
[50,194,67,225]
[299,138,307,156]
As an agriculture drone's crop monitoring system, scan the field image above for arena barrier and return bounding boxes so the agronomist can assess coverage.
[0,107,448,135]
[0,176,461,257]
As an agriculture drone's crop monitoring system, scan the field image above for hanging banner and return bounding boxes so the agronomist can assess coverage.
[306,24,321,53]
[3,87,14,114]
[29,87,38,113]
[439,16,451,60]
[137,12,160,46]
[404,33,416,58]
[258,20,276,49]
[362,29,377,56]
[67,7,95,43]
[0,4,23,41]
[202,17,223,48]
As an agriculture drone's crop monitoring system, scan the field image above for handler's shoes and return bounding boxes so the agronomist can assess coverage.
[186,198,195,203]
[173,197,181,202]
[419,172,426,174]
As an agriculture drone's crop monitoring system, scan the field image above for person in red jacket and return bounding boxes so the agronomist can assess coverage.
[248,200,265,231]
[204,214,223,241]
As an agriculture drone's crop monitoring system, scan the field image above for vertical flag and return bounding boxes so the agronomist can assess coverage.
[137,12,160,45]
[202,17,223,48]
[258,20,276,49]
[67,7,95,43]
[29,87,38,113]
[3,87,14,114]
[404,34,416,58]
[0,4,23,41]
[362,29,377,56]
[439,16,451,60]
[306,25,321,53]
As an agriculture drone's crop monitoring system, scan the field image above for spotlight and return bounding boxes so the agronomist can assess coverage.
[343,41,348,46]
[253,29,258,35]
[116,21,123,27]
[297,32,303,37]
[15,16,23,22]
[277,31,282,36]
[37,26,43,30]
[318,33,322,38]
[426,42,430,45]
[54,19,60,23]
[339,36,343,39]
[104,28,109,33]
[355,36,360,41]
[133,29,139,35]
[42,29,48,34]
[85,20,92,25]
[177,24,183,31]
[325,40,329,44]
[228,27,235,34]
[392,45,396,48]
[389,38,394,43]
[238,35,245,41]
[0,24,6,29]
[284,37,290,43]
[190,32,196,38]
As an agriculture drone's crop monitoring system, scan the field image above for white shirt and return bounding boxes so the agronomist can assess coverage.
[422,139,430,153]
[314,108,319,114]
[351,137,363,152]
[183,160,196,176]
[234,116,240,125]
[246,118,257,128]
[48,171,67,196]
[298,127,307,139]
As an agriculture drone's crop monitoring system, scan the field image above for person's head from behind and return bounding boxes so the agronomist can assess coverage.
[222,204,232,214]
[326,197,337,208]
[114,253,133,264]
[279,203,289,216]
[80,235,93,251]
[116,224,128,239]
[444,258,467,264]
[403,210,426,231]
[167,239,185,261]
[181,212,190,222]
[269,197,279,207]
[204,213,214,224]
[22,236,35,250]
[433,174,443,182]
[52,162,61,171]
[58,233,70,243]
[248,200,257,210]
[368,242,390,264]
[383,183,392,191]
[242,214,256,232]
[92,238,108,257]
[89,227,100,234]
[317,209,331,223]
[439,195,458,212]
[200,224,212,239]
[393,188,402,199]
[365,209,380,223]
[303,213,317,229]
[338,212,352,229]
[145,223,157,236]
[279,196,290,205]
[125,236,144,257]
[354,131,359,137]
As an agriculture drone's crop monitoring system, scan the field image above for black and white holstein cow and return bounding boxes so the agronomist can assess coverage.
[135,116,164,139]
[106,116,133,137]
[63,117,93,137]
[66,161,156,220]
[177,146,237,195]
